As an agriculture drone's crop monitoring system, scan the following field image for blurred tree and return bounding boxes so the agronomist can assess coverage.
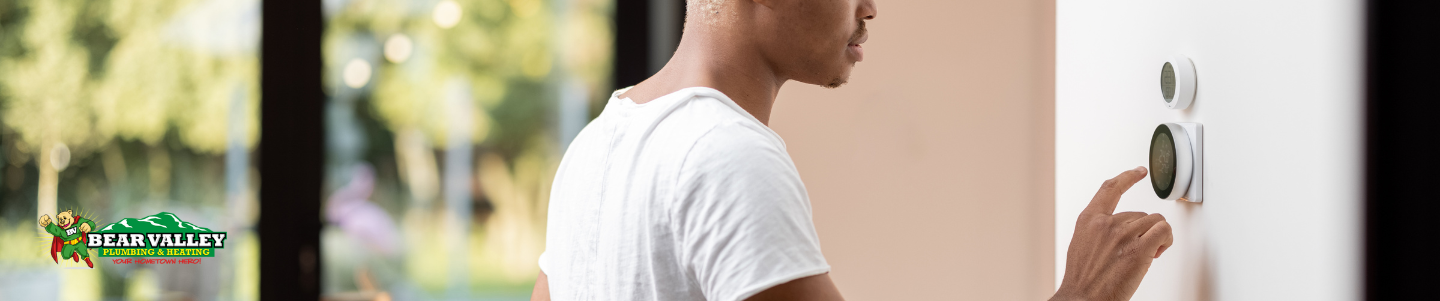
[1,0,93,150]
[1,0,259,222]
[2,0,258,155]
[321,0,613,296]
[0,0,261,299]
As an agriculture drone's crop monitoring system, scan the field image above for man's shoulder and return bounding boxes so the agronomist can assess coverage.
[676,122,792,183]
[573,87,790,173]
[657,89,766,132]
[640,88,785,155]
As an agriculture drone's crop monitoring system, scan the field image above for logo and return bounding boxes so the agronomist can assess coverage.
[38,209,98,268]
[89,212,228,259]
[40,211,228,269]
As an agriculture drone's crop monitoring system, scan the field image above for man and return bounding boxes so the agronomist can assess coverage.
[533,0,1173,300]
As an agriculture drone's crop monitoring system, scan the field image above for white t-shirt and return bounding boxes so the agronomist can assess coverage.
[540,87,830,301]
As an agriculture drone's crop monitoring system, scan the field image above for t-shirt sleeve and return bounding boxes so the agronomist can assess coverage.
[673,123,830,301]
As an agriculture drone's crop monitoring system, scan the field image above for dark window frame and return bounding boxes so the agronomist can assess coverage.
[256,1,681,300]
[259,1,324,300]
[1366,0,1440,299]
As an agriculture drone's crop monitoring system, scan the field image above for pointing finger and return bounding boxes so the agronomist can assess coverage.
[1084,166,1149,216]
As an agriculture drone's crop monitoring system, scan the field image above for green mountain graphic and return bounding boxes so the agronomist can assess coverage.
[94,212,214,234]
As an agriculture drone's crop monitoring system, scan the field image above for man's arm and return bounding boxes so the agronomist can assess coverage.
[530,271,550,301]
[745,273,844,301]
[746,168,1168,301]
[527,269,844,301]
[1052,167,1174,301]
[529,167,1168,301]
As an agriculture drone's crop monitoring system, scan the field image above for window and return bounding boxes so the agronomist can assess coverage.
[320,0,613,298]
[0,0,260,299]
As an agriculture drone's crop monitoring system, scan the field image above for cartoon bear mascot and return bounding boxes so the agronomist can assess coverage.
[39,210,96,268]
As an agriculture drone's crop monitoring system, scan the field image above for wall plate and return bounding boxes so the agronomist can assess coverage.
[1177,123,1202,202]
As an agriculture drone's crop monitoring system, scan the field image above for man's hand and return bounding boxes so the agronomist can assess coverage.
[39,214,51,227]
[1052,167,1174,301]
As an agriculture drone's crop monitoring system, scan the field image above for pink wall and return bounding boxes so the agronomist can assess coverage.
[768,0,1056,299]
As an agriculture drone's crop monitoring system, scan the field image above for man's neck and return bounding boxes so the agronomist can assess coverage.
[617,25,786,125]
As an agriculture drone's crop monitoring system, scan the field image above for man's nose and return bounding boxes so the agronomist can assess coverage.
[857,0,877,20]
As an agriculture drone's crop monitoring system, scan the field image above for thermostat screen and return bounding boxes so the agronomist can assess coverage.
[1151,131,1175,191]
[1161,62,1176,103]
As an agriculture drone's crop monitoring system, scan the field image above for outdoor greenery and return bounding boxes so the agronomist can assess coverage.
[0,0,261,300]
[0,0,612,299]
[322,0,612,298]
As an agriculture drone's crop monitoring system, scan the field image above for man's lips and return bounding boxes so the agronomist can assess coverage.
[849,34,868,62]
[848,28,869,62]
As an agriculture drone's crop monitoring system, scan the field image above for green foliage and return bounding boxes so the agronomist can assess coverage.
[327,0,612,155]
[0,0,259,157]
[322,0,614,295]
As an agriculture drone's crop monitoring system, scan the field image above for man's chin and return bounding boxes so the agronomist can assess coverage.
[795,66,852,88]
[823,72,852,88]
[827,65,858,88]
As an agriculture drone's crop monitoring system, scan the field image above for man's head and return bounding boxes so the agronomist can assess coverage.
[57,210,74,228]
[687,0,877,88]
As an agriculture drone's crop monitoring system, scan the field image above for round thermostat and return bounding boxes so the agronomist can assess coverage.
[1150,123,1203,202]
[1160,55,1196,109]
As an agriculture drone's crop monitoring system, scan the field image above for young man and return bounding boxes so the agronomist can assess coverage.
[532,0,1174,300]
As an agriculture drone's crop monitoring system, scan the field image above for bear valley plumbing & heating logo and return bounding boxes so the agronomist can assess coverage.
[39,210,227,268]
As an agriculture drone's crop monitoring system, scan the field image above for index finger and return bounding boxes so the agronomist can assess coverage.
[1083,166,1149,216]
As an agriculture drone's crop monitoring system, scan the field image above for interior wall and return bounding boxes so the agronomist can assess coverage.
[769,0,1056,299]
[1053,1,1364,300]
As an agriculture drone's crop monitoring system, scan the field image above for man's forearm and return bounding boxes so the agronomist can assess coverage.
[1048,287,1086,301]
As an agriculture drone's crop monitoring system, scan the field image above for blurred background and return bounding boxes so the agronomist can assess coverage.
[0,0,261,300]
[317,0,612,299]
[0,0,1059,300]
[770,1,1055,299]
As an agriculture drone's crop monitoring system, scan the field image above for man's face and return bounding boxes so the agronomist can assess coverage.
[759,0,877,88]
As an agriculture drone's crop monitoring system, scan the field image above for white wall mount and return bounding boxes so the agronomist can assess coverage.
[1150,123,1202,202]
[1160,55,1197,109]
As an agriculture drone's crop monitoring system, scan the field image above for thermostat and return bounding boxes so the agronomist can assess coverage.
[1149,123,1202,202]
[1160,55,1196,109]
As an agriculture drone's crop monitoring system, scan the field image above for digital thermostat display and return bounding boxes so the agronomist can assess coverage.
[1160,62,1177,103]
[1159,55,1195,109]
[1150,130,1176,192]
